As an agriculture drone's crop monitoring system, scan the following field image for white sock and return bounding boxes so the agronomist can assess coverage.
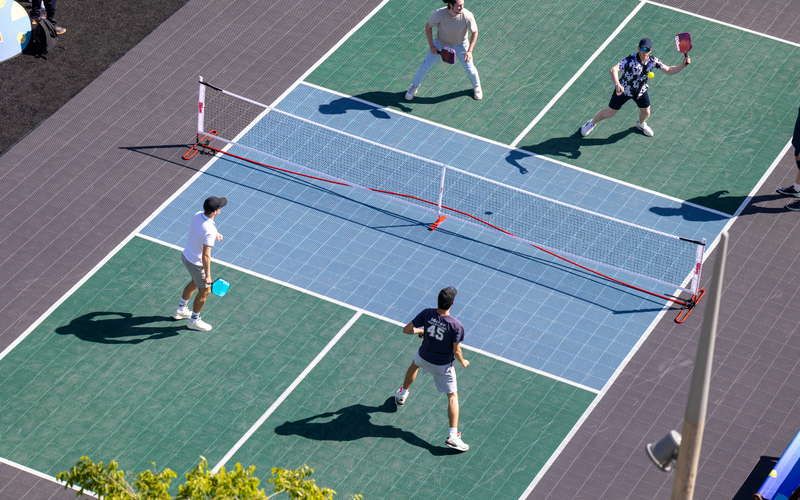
[190,312,199,321]
[398,387,408,396]
[793,182,800,190]
[179,298,188,308]
[449,428,458,436]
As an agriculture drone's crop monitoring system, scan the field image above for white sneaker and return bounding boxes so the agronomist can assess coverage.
[445,432,469,451]
[395,387,409,406]
[636,121,654,137]
[404,85,418,101]
[173,306,191,320]
[580,120,595,137]
[473,85,483,100]
[187,317,212,331]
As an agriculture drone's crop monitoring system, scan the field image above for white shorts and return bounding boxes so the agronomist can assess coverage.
[414,351,457,394]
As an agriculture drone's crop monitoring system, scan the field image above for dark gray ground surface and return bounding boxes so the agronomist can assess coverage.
[1,0,799,498]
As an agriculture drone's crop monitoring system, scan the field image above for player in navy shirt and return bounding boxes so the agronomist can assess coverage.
[395,287,471,451]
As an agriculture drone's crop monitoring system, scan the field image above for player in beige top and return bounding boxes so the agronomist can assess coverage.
[405,0,483,101]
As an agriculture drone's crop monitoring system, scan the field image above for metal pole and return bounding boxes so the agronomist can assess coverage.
[670,231,728,500]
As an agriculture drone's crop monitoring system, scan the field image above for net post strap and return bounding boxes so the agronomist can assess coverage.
[197,76,205,138]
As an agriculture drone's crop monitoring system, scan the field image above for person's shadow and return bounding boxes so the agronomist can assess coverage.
[318,89,474,118]
[506,128,637,174]
[275,396,458,455]
[55,312,183,344]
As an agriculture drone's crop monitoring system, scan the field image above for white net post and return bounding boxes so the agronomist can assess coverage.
[197,76,206,139]
[690,238,706,295]
[437,165,447,217]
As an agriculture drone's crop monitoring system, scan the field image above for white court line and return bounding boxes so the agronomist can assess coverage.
[644,0,800,48]
[508,2,646,148]
[299,81,731,220]
[0,456,96,498]
[516,140,796,500]
[211,310,363,472]
[137,233,596,393]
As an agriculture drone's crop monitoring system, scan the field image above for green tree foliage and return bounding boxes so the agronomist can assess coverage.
[56,456,362,500]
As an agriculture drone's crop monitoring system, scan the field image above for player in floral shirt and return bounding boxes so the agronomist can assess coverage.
[580,38,690,138]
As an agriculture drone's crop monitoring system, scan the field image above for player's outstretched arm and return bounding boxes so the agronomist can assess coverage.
[662,57,691,75]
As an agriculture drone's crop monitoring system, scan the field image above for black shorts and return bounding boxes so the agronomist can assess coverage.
[609,90,650,110]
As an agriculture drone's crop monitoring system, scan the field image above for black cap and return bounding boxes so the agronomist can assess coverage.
[639,38,653,50]
[203,196,227,213]
[438,286,457,309]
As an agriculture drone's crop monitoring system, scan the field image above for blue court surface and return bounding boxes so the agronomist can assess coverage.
[140,83,729,392]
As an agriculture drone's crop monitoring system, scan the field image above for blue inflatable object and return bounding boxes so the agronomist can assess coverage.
[757,430,800,500]
[0,0,31,62]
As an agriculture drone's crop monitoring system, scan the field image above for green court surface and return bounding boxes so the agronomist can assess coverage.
[519,3,800,215]
[308,0,799,215]
[229,313,594,500]
[306,0,635,144]
[0,236,595,499]
[0,236,355,477]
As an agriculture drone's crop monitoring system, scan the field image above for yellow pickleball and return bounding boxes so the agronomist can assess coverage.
[648,71,655,78]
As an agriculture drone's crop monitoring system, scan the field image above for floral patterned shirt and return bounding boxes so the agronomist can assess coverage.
[617,53,664,98]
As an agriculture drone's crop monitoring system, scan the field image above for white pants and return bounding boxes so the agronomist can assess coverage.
[411,37,480,88]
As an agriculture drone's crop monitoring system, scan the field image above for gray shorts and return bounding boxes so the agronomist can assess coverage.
[414,351,457,394]
[182,254,209,289]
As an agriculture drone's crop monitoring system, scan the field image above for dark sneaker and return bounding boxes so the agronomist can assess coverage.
[777,185,800,197]
[53,24,66,35]
[786,200,800,211]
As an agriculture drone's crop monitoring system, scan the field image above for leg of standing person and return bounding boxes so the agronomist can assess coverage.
[406,38,443,100]
[395,362,419,405]
[581,92,627,137]
[454,38,481,99]
[42,0,65,34]
[444,391,468,451]
[781,148,800,210]
[635,92,654,137]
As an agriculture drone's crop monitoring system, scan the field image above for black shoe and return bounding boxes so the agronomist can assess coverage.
[786,200,800,211]
[777,185,800,197]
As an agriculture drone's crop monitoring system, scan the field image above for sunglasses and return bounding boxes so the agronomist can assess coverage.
[640,47,651,52]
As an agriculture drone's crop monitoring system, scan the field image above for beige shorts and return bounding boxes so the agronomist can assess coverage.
[182,254,209,289]
[414,351,457,394]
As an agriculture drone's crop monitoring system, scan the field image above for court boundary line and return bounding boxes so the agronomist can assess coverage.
[0,456,95,498]
[517,140,794,498]
[644,0,800,48]
[211,310,363,472]
[265,0,395,110]
[137,233,598,393]
[297,81,731,220]
[509,1,646,147]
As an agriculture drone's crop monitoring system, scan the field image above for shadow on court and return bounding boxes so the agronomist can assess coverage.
[122,143,669,314]
[55,312,183,344]
[650,191,790,220]
[317,90,474,117]
[509,128,637,170]
[275,396,458,456]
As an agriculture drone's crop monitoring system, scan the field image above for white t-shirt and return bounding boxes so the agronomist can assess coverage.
[182,211,217,265]
[428,6,477,47]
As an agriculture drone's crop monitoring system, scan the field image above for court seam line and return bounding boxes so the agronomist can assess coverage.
[297,81,731,220]
[509,2,646,148]
[0,456,96,498]
[518,142,793,498]
[136,233,597,393]
[644,0,800,48]
[265,0,395,110]
[211,310,363,473]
